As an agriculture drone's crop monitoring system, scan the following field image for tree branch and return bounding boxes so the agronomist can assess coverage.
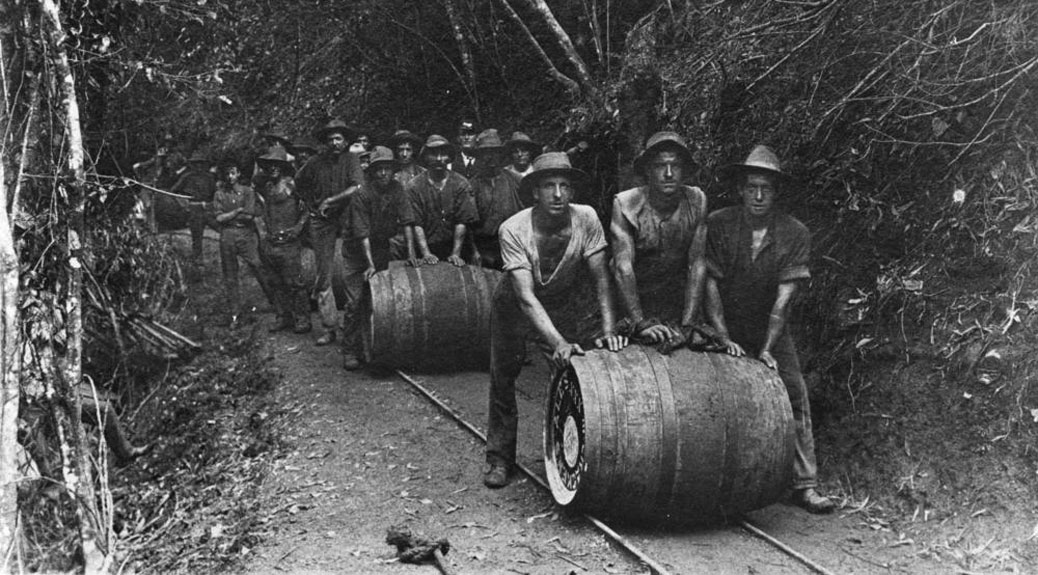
[496,0,580,95]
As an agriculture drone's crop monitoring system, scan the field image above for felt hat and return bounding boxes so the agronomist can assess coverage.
[261,127,292,147]
[187,151,209,164]
[349,142,366,154]
[257,147,293,169]
[506,131,542,154]
[315,119,355,142]
[389,130,423,148]
[518,152,589,197]
[419,134,455,160]
[365,146,398,172]
[633,131,695,174]
[288,136,320,154]
[720,145,791,184]
[473,129,505,154]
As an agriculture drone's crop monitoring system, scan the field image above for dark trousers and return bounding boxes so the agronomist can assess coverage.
[219,227,272,315]
[735,331,819,490]
[485,288,593,468]
[261,239,310,324]
[307,217,340,331]
[188,202,209,260]
[339,246,369,357]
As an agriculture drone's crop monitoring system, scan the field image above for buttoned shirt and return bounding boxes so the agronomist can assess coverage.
[472,169,531,239]
[348,180,415,267]
[407,171,478,247]
[212,183,259,227]
[294,150,364,217]
[705,206,811,350]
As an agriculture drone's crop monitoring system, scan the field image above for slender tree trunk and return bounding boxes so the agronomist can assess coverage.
[511,0,597,93]
[39,0,109,572]
[443,0,479,116]
[0,5,23,566]
[497,0,580,95]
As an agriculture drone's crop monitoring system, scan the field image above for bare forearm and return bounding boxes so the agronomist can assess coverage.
[361,237,375,269]
[704,278,730,337]
[451,224,466,257]
[518,297,567,349]
[414,226,432,257]
[404,226,417,260]
[762,284,796,353]
[325,184,359,206]
[613,263,644,323]
[681,258,706,327]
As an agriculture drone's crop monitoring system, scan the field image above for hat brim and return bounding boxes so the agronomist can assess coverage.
[366,158,399,171]
[420,143,456,160]
[720,163,793,185]
[315,126,356,142]
[634,142,696,174]
[518,167,589,197]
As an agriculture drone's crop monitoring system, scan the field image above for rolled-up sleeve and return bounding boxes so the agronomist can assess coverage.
[778,226,811,282]
[704,221,726,279]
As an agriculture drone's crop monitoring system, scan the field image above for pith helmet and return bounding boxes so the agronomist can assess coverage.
[365,146,398,172]
[721,145,792,184]
[506,131,542,154]
[518,152,589,197]
[419,134,455,160]
[634,131,695,174]
[315,119,355,142]
[473,129,505,154]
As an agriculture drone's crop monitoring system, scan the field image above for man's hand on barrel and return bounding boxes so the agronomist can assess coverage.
[420,253,440,266]
[758,350,777,370]
[594,333,628,352]
[364,266,377,281]
[446,254,466,267]
[716,334,746,357]
[551,342,585,370]
[634,319,680,344]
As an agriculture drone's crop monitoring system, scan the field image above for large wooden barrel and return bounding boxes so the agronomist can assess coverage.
[363,262,503,371]
[544,346,795,524]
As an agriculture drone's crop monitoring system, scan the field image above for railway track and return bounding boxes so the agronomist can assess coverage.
[392,366,843,575]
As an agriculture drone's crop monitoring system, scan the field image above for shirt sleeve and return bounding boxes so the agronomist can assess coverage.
[453,177,479,226]
[579,207,608,259]
[396,188,416,226]
[407,181,427,228]
[778,223,811,282]
[350,193,371,239]
[499,222,532,273]
[704,213,726,280]
[346,153,364,189]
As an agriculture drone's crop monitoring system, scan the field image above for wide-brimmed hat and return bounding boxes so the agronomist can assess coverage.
[261,128,292,147]
[288,136,320,154]
[518,152,589,197]
[506,131,542,154]
[633,131,695,174]
[388,130,423,148]
[473,129,505,154]
[315,119,355,142]
[365,146,398,172]
[720,145,791,184]
[419,134,455,160]
[187,151,209,164]
[257,147,293,169]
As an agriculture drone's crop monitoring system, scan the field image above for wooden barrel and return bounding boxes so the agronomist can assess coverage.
[363,262,503,371]
[544,346,795,524]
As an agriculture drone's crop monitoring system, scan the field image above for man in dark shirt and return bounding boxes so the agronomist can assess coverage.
[451,120,479,180]
[169,151,216,264]
[471,129,530,269]
[504,131,540,183]
[610,131,707,346]
[341,146,416,370]
[407,134,478,267]
[256,149,311,334]
[389,130,426,186]
[294,119,365,345]
[704,145,835,514]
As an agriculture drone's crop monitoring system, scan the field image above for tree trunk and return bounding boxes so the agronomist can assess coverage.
[39,0,110,572]
[443,0,479,116]
[511,0,597,94]
[496,0,580,95]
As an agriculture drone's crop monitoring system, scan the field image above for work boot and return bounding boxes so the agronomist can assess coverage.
[269,316,294,333]
[315,331,336,346]
[293,318,312,334]
[343,352,361,371]
[483,463,510,489]
[792,488,836,514]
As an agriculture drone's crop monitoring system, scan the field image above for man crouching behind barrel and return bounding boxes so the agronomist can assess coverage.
[704,145,835,514]
[484,153,628,489]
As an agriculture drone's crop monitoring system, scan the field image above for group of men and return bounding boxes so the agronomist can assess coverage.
[134,119,834,515]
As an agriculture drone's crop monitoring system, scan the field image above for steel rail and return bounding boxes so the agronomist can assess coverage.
[393,369,674,575]
[393,368,839,575]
